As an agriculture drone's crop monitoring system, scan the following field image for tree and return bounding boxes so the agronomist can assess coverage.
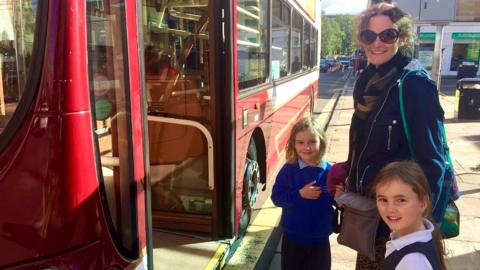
[320,14,357,57]
[335,15,357,55]
[320,15,343,57]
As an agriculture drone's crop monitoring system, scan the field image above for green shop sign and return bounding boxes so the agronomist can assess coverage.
[452,33,480,40]
[419,32,435,40]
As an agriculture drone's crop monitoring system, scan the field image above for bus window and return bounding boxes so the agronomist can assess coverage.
[0,1,37,135]
[291,11,302,74]
[302,22,311,70]
[86,0,137,257]
[237,0,269,89]
[310,27,318,68]
[143,1,213,229]
[272,0,290,79]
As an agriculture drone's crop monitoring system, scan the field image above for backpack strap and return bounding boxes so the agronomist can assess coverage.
[398,69,420,160]
[383,239,441,270]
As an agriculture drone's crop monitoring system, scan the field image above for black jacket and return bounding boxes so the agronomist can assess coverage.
[347,60,448,222]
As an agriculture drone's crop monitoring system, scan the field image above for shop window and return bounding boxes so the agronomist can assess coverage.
[450,42,480,71]
[418,43,434,70]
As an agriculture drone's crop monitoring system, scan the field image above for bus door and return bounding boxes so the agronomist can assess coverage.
[142,0,217,235]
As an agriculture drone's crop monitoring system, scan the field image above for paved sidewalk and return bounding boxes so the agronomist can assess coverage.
[325,88,480,269]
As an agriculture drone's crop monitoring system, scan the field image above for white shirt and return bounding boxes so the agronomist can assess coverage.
[385,219,435,270]
[297,158,326,169]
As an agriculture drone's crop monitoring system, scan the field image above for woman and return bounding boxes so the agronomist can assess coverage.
[345,3,449,269]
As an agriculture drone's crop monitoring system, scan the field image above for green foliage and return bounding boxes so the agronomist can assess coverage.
[320,14,357,57]
[321,16,343,57]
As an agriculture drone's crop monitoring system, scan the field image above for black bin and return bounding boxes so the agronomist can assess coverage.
[455,78,480,120]
[457,60,479,79]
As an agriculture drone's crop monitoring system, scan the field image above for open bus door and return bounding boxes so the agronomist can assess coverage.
[141,0,233,268]
[143,0,215,234]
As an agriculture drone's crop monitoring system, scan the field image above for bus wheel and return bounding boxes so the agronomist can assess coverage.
[239,141,260,235]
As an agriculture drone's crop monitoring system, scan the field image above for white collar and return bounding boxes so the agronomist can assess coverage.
[385,219,435,257]
[298,158,325,170]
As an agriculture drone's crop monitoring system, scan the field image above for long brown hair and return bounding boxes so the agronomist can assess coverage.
[285,116,327,164]
[355,3,415,57]
[373,161,447,270]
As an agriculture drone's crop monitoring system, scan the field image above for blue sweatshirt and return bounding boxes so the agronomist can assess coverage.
[271,160,333,245]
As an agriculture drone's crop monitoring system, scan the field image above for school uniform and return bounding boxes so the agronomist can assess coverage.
[384,219,441,270]
[271,159,333,270]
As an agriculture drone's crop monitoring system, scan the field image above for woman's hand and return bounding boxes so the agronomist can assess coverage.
[334,184,345,197]
[299,181,321,199]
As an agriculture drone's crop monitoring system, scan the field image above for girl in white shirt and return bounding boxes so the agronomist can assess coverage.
[373,161,446,270]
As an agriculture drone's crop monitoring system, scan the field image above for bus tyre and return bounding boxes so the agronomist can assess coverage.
[239,141,261,235]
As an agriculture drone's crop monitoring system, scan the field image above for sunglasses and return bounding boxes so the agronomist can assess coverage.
[359,28,400,45]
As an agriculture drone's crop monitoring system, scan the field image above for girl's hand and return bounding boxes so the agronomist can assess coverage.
[299,181,321,199]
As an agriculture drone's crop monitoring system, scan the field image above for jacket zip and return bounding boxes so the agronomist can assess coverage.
[387,119,398,151]
[355,82,398,194]
[387,125,392,150]
[358,165,370,194]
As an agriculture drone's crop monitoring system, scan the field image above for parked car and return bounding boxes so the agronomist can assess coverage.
[320,59,329,72]
[325,58,335,70]
[338,56,351,68]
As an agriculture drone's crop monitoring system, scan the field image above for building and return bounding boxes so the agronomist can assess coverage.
[419,23,479,76]
[372,0,480,77]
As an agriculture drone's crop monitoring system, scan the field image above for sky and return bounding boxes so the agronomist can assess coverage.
[322,0,368,15]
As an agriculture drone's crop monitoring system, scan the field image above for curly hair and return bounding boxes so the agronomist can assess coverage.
[285,116,327,164]
[355,3,415,57]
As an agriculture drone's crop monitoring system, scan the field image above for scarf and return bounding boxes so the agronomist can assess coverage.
[353,52,411,120]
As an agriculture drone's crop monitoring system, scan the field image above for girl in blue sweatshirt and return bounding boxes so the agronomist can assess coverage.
[271,116,335,270]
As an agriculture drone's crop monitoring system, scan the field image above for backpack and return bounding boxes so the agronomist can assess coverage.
[398,68,460,238]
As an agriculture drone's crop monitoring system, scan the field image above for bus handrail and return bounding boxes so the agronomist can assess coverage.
[147,115,214,190]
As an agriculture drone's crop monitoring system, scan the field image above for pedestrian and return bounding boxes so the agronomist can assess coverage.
[343,2,450,268]
[271,116,334,270]
[373,161,446,270]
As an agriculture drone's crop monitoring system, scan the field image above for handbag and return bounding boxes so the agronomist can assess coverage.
[399,70,460,238]
[326,161,348,196]
[335,192,380,261]
[328,162,348,234]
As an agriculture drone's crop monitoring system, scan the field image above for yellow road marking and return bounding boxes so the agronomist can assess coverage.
[204,242,230,270]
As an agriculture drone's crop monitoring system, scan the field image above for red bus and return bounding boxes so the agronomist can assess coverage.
[0,0,320,268]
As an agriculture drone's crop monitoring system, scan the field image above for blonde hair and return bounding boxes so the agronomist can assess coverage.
[355,3,415,57]
[285,116,327,164]
[373,161,446,270]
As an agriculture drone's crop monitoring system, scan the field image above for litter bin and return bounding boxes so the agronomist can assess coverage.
[457,60,479,79]
[455,78,480,120]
